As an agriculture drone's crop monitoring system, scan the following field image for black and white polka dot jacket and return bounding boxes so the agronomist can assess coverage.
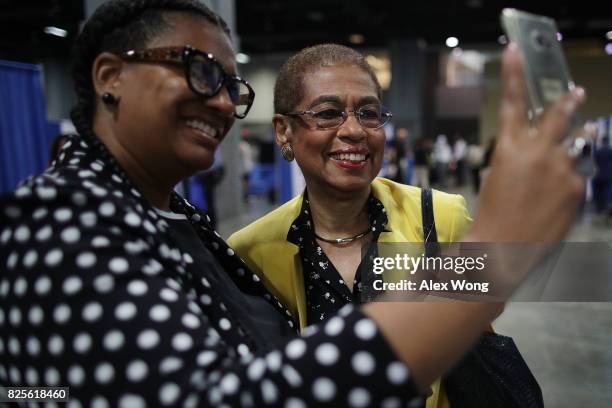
[0,135,424,407]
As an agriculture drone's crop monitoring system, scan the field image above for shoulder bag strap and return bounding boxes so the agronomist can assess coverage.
[421,187,440,257]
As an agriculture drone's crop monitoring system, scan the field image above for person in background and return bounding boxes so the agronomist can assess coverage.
[197,149,224,227]
[257,138,277,203]
[384,141,399,180]
[412,137,431,188]
[239,132,255,202]
[453,135,467,186]
[433,134,452,188]
[466,141,485,193]
[391,127,410,184]
[593,136,612,214]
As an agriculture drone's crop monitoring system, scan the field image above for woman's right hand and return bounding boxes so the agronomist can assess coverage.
[364,45,586,393]
[469,44,586,243]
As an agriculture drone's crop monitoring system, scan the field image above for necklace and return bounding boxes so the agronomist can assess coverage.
[314,228,371,245]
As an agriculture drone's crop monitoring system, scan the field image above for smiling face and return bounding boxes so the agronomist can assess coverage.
[277,64,386,195]
[110,13,237,178]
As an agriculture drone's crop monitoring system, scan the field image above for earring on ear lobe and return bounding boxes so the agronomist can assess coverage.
[281,143,294,162]
[101,92,117,105]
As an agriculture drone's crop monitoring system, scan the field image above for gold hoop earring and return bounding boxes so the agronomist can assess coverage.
[281,144,294,162]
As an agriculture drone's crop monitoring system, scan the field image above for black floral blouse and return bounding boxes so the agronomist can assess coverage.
[0,134,426,407]
[287,192,389,324]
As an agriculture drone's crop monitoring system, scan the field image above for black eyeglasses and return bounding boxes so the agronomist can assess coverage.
[121,45,255,119]
[282,104,393,130]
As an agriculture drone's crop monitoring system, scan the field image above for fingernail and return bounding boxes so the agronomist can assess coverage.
[573,87,586,102]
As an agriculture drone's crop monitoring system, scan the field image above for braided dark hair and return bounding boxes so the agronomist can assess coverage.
[70,0,230,139]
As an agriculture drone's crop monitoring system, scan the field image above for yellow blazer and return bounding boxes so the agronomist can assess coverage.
[228,177,472,407]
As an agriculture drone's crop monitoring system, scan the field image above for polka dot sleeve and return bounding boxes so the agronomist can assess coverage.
[1,179,423,407]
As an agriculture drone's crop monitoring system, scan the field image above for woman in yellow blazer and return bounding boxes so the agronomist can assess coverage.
[227,43,474,407]
[228,44,538,407]
[229,177,471,328]
[229,181,469,408]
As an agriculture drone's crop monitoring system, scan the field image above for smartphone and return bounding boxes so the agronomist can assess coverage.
[501,8,596,177]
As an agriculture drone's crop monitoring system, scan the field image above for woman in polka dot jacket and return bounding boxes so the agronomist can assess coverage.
[0,0,587,406]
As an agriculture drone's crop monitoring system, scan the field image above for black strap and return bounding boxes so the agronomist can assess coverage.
[421,188,439,257]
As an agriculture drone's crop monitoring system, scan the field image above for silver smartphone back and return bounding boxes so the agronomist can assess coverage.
[501,8,575,118]
[501,8,595,177]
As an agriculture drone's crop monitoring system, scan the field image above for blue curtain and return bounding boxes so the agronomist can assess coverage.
[188,177,208,210]
[0,60,59,194]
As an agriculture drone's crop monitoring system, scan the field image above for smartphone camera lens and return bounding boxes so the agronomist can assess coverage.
[532,30,552,50]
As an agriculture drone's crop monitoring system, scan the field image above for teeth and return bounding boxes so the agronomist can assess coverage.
[186,119,218,139]
[330,153,367,162]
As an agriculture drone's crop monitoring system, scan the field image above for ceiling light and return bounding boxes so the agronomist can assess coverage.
[349,34,365,45]
[44,26,68,38]
[606,31,612,40]
[236,53,250,64]
[556,32,563,41]
[445,37,459,48]
[605,43,612,55]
